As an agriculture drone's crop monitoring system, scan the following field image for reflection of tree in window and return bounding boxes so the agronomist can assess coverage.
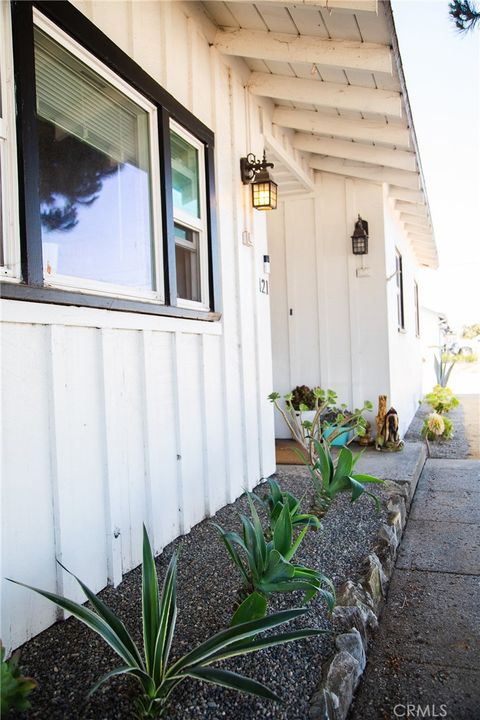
[38,116,120,232]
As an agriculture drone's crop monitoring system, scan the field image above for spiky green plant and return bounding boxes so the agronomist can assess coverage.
[297,439,384,517]
[434,349,456,388]
[214,496,334,619]
[252,478,321,539]
[8,527,328,718]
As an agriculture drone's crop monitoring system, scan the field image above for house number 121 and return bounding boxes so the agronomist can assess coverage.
[259,278,269,295]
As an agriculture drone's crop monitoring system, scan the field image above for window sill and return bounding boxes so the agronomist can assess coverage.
[0,282,221,323]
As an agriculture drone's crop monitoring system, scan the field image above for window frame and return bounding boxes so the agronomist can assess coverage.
[170,120,209,311]
[414,280,420,338]
[34,11,165,303]
[2,0,221,321]
[395,249,405,332]
[0,0,20,280]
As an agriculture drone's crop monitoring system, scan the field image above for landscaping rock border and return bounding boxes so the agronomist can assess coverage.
[309,472,423,720]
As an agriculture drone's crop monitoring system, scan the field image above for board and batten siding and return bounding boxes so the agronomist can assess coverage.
[1,0,276,651]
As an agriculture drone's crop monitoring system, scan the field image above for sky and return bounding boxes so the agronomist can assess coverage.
[391,0,480,333]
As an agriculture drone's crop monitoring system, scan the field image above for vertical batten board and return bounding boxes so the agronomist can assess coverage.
[317,173,352,402]
[171,331,186,535]
[141,330,182,553]
[313,178,330,392]
[345,179,363,410]
[139,332,155,546]
[190,20,213,127]
[210,53,244,501]
[165,2,189,108]
[91,0,132,56]
[174,332,206,530]
[48,325,108,604]
[267,201,292,439]
[130,0,164,86]
[100,328,123,587]
[200,334,228,515]
[0,324,58,651]
[232,79,260,491]
[283,197,321,387]
[101,330,147,575]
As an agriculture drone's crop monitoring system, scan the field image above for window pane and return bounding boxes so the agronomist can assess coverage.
[175,223,200,302]
[34,28,155,292]
[171,131,200,218]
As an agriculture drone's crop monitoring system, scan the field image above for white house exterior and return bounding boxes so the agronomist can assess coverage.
[0,0,437,652]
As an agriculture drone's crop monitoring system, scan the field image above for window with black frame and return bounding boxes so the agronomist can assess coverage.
[3,1,219,320]
[395,249,405,331]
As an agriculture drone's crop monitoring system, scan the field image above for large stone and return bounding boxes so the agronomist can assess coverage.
[309,688,338,720]
[335,629,366,672]
[335,580,375,611]
[332,605,377,649]
[360,553,387,608]
[324,650,362,720]
[375,522,398,573]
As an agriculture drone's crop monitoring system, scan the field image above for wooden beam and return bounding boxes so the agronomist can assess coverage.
[404,223,433,235]
[224,1,378,11]
[273,108,410,148]
[389,186,425,204]
[395,200,428,217]
[214,29,392,74]
[249,72,402,117]
[264,131,315,192]
[309,156,420,189]
[293,133,416,171]
[408,232,435,244]
[400,213,431,227]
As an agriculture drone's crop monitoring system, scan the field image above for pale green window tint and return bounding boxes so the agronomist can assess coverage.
[171,130,200,219]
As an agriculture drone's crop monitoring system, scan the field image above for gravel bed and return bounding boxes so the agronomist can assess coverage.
[16,469,389,720]
[404,401,470,459]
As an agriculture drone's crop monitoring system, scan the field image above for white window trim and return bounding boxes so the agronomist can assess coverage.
[32,9,165,303]
[0,1,21,281]
[170,120,209,311]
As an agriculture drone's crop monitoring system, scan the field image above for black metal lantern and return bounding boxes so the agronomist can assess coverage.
[351,215,369,255]
[240,151,278,211]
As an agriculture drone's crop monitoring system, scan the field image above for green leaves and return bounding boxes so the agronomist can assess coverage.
[215,486,334,614]
[1,644,37,713]
[305,440,384,513]
[9,527,328,718]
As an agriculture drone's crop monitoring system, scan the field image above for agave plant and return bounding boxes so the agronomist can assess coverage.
[214,495,334,620]
[8,527,327,719]
[434,348,456,387]
[297,439,384,517]
[252,478,321,539]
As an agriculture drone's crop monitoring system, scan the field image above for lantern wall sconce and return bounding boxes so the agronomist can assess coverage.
[351,215,369,255]
[240,151,278,211]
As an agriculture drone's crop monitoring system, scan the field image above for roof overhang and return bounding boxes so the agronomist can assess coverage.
[202,0,438,269]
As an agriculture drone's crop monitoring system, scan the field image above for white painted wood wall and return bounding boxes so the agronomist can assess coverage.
[1,0,277,651]
[269,173,422,438]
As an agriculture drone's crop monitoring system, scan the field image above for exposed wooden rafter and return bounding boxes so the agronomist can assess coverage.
[248,72,402,117]
[273,108,410,148]
[309,156,420,189]
[389,186,425,204]
[395,200,428,216]
[399,213,431,227]
[214,29,392,74]
[225,0,378,11]
[292,133,416,171]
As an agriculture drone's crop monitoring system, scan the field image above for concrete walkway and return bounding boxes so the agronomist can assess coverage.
[349,457,480,720]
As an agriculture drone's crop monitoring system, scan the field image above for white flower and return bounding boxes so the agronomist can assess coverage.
[427,412,445,436]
